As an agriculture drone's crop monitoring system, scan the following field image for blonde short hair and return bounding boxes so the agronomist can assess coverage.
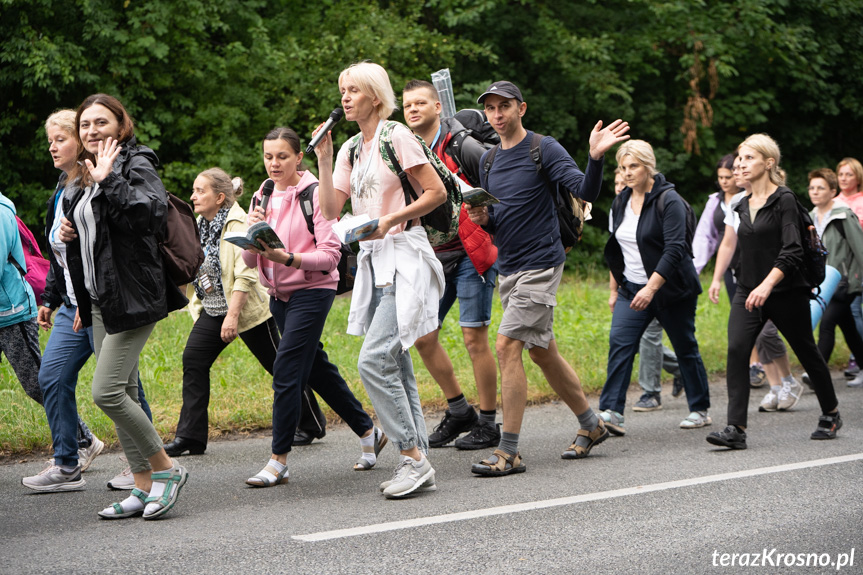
[339,62,397,121]
[45,109,77,136]
[738,133,786,186]
[615,140,658,176]
[836,157,863,193]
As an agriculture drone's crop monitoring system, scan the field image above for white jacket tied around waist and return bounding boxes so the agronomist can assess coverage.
[347,226,444,350]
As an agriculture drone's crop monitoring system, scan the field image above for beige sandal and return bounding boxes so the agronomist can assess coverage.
[562,418,609,459]
[470,449,526,476]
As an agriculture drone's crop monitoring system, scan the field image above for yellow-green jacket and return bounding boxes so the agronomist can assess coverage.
[186,202,271,331]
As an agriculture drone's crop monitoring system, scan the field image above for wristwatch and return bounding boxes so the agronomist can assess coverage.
[285,252,295,267]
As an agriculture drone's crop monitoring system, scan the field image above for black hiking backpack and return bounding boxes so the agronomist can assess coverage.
[482,133,589,252]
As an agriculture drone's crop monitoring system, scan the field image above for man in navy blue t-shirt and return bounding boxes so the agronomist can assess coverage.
[466,80,629,476]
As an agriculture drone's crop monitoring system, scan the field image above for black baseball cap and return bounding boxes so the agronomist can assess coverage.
[477,81,524,104]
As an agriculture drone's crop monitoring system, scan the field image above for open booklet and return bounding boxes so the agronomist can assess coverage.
[461,187,499,207]
[223,221,285,250]
[332,213,379,244]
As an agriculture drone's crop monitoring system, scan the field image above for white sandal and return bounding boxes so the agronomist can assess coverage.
[246,459,289,487]
[353,428,388,471]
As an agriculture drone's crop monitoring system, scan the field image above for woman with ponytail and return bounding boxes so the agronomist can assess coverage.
[162,168,280,457]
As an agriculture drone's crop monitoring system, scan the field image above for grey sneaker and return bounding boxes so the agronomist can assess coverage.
[379,474,437,493]
[78,435,104,472]
[599,409,626,436]
[22,462,85,492]
[749,364,766,388]
[777,378,803,411]
[758,388,779,412]
[633,393,662,412]
[382,457,435,499]
[107,461,135,490]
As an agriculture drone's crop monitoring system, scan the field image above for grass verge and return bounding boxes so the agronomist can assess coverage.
[0,273,849,455]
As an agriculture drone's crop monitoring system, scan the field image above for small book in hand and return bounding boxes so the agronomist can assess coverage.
[332,213,380,243]
[462,187,500,207]
[224,221,285,250]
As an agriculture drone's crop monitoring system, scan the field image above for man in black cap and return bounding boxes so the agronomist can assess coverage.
[466,80,630,476]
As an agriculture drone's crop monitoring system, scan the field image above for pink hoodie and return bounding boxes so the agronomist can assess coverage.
[241,171,340,301]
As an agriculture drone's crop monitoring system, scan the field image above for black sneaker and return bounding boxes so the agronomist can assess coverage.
[454,420,501,450]
[706,425,747,449]
[811,412,842,440]
[671,377,684,398]
[428,409,478,448]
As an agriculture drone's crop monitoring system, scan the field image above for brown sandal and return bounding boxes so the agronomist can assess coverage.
[562,418,609,459]
[470,449,526,476]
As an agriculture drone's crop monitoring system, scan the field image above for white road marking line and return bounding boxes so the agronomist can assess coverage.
[293,452,863,542]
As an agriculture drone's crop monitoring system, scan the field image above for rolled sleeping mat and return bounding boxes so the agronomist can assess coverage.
[810,265,841,330]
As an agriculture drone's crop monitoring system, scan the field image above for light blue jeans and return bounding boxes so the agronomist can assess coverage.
[357,275,428,453]
[638,318,681,394]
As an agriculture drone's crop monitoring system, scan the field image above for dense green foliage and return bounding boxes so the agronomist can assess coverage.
[3,0,863,267]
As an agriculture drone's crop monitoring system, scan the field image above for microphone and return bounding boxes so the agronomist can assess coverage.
[259,179,275,213]
[305,108,345,154]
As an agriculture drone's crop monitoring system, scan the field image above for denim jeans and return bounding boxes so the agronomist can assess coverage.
[600,281,710,415]
[358,275,428,453]
[39,305,152,467]
[438,256,497,327]
[269,290,372,455]
[637,318,681,395]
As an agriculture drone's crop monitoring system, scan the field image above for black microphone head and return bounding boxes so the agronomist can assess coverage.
[261,179,275,197]
[330,108,345,123]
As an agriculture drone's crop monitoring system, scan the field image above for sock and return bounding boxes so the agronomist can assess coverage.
[733,425,745,433]
[771,384,781,393]
[751,362,763,369]
[574,408,600,450]
[497,432,519,456]
[144,464,180,514]
[359,428,378,466]
[447,394,472,418]
[479,409,496,425]
[781,374,796,385]
[576,408,599,431]
[58,464,78,473]
[101,490,148,516]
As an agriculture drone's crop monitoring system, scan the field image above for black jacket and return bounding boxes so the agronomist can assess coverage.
[42,175,70,309]
[62,137,186,334]
[605,173,702,308]
[733,186,808,293]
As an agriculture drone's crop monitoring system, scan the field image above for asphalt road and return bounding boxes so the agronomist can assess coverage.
[2,374,862,575]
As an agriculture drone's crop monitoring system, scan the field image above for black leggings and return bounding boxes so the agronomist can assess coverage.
[726,287,838,428]
[818,281,863,363]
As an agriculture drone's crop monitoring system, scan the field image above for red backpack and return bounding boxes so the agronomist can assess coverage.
[10,216,50,300]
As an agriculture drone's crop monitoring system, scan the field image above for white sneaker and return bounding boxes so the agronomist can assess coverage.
[382,456,435,499]
[848,371,863,388]
[379,474,437,493]
[107,462,135,490]
[78,436,104,472]
[759,388,780,412]
[777,378,803,411]
[22,461,85,492]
